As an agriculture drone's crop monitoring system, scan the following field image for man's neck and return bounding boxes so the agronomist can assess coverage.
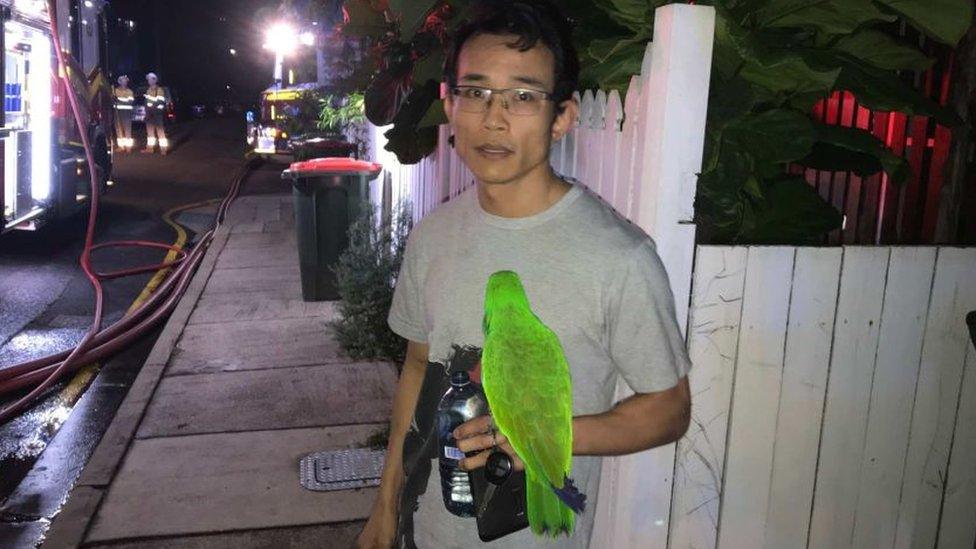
[476,164,571,219]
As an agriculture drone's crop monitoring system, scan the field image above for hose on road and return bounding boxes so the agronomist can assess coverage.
[0,1,259,423]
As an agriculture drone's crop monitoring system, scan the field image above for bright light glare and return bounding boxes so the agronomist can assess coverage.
[264,23,297,55]
[30,31,52,201]
[84,0,93,7]
[229,47,237,55]
[300,31,315,46]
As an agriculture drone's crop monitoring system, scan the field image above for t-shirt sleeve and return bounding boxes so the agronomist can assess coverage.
[387,228,428,343]
[605,239,692,393]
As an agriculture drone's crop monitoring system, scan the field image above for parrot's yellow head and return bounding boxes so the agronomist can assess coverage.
[483,270,531,336]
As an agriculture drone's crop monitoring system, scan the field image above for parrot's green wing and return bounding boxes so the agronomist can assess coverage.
[482,318,574,489]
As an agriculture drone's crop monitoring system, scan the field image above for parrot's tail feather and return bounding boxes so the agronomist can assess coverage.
[550,476,587,514]
[527,475,575,538]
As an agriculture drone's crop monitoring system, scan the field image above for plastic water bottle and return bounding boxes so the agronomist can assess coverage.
[436,370,489,517]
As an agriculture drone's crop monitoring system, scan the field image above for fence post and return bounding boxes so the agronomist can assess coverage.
[589,5,715,548]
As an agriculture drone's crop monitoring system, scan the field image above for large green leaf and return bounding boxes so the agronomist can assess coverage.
[723,109,815,164]
[579,41,645,91]
[757,0,895,35]
[875,0,975,45]
[832,29,934,71]
[417,98,447,128]
[738,176,843,244]
[802,124,911,183]
[592,0,665,33]
[588,35,650,63]
[694,166,747,244]
[740,54,840,95]
[384,124,439,164]
[707,75,756,128]
[412,50,445,86]
[805,50,961,126]
[390,0,437,42]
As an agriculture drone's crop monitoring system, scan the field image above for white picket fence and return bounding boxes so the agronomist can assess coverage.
[366,4,976,547]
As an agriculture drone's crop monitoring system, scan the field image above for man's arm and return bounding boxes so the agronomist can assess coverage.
[456,376,690,471]
[573,376,691,455]
[357,339,428,548]
[375,339,429,504]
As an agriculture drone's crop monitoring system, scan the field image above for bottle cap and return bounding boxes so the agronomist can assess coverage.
[450,371,470,387]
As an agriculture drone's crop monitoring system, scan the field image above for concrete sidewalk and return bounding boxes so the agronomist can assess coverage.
[43,194,394,548]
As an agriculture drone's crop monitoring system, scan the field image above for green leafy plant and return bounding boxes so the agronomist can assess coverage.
[329,198,414,366]
[318,91,367,135]
[334,0,972,244]
[580,0,971,244]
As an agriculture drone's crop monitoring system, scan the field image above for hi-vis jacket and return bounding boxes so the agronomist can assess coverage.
[144,86,169,112]
[113,87,135,111]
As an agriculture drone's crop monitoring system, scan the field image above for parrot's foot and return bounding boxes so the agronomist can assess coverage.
[550,477,587,514]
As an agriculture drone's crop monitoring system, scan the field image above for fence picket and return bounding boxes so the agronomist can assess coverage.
[895,248,976,548]
[600,90,623,206]
[765,248,842,547]
[806,243,892,549]
[852,247,937,548]
[716,246,795,548]
[618,75,641,216]
[937,340,976,548]
[669,246,747,549]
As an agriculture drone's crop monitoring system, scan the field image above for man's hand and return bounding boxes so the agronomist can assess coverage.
[454,415,525,472]
[356,492,399,548]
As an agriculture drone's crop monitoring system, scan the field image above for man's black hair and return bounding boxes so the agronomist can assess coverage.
[444,0,580,114]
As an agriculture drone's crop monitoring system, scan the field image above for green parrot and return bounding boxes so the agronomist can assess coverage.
[481,270,586,537]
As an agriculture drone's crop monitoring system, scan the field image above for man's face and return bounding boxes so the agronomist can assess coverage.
[445,33,576,187]
[147,76,157,86]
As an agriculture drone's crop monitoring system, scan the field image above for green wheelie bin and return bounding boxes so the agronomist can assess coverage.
[282,157,382,301]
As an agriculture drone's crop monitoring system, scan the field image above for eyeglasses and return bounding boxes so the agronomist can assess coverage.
[450,86,553,116]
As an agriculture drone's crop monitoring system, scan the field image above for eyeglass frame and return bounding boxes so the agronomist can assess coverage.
[449,85,556,116]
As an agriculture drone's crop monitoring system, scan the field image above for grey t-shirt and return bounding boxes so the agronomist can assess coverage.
[387,178,692,548]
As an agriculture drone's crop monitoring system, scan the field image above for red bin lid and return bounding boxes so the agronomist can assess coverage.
[287,157,382,176]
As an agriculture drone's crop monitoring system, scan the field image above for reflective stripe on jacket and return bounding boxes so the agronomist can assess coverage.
[114,87,135,110]
[144,86,169,110]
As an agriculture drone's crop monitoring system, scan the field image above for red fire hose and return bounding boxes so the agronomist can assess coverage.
[0,2,257,423]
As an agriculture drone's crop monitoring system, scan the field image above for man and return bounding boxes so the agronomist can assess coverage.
[357,2,691,548]
[141,72,170,155]
[113,75,135,152]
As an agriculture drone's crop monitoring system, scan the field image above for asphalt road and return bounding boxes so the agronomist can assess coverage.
[0,117,287,548]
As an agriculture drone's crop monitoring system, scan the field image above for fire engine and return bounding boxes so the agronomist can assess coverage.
[1,0,113,234]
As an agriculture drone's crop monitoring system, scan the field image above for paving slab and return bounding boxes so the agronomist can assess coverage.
[136,362,396,438]
[223,230,296,250]
[187,291,334,325]
[83,521,364,548]
[222,201,281,225]
[168,317,350,375]
[201,265,301,297]
[214,245,299,271]
[85,424,384,542]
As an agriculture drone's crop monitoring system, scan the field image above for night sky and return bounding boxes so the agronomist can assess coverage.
[106,0,302,109]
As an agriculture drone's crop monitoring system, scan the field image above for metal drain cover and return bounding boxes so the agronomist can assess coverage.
[300,448,386,492]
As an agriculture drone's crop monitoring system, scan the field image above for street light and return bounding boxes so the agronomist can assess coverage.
[263,22,297,84]
[229,47,237,55]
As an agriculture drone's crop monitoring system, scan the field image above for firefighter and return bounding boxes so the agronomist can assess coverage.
[113,75,135,152]
[141,72,171,155]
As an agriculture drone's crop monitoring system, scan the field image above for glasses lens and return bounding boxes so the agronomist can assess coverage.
[505,89,545,115]
[454,87,488,113]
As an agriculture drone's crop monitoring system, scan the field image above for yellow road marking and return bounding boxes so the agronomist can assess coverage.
[56,198,221,408]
